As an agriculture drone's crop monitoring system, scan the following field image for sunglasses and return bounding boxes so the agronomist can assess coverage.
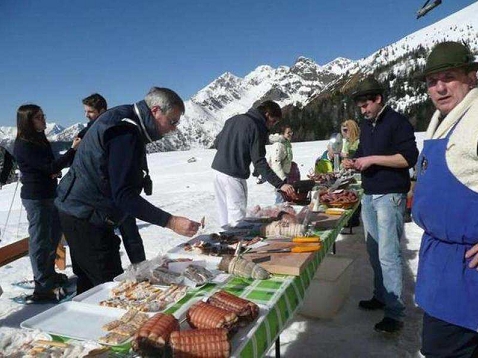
[341,128,348,133]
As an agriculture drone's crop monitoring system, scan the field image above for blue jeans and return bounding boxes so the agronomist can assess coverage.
[361,193,406,320]
[22,198,62,293]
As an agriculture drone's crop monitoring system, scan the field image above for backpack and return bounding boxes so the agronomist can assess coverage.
[0,146,16,185]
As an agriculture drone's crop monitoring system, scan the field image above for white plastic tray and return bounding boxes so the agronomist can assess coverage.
[20,301,129,345]
[73,281,190,313]
[72,282,117,305]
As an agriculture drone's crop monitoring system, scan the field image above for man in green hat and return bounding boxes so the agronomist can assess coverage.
[412,41,478,357]
[343,76,418,334]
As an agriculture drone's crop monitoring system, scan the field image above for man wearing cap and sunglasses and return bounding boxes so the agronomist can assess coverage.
[55,87,200,294]
[412,41,478,357]
[343,76,419,334]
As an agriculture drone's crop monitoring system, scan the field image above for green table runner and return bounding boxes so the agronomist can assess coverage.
[161,201,360,358]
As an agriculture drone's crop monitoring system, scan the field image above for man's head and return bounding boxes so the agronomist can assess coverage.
[145,87,185,136]
[352,77,385,120]
[82,93,107,121]
[257,100,282,129]
[418,41,478,116]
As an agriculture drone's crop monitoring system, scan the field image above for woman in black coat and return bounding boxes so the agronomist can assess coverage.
[14,104,80,303]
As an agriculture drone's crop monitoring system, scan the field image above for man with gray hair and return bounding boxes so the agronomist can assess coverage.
[56,87,200,294]
[412,41,478,357]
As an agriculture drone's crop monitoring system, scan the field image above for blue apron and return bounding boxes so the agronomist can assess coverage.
[412,124,478,331]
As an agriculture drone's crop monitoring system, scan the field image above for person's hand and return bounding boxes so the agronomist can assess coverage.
[166,215,200,237]
[280,183,295,197]
[71,137,81,150]
[342,158,355,169]
[465,243,478,270]
[354,156,375,171]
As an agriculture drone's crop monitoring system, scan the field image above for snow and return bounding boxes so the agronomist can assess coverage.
[0,133,427,356]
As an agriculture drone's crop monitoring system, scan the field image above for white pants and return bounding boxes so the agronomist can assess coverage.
[213,170,248,229]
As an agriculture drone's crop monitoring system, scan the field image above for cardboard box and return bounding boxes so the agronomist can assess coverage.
[299,255,354,319]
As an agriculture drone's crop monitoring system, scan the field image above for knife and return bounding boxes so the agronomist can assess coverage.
[302,208,313,233]
[328,177,344,193]
[265,236,321,243]
[247,244,322,254]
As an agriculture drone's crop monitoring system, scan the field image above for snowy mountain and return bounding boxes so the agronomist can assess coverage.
[49,123,86,142]
[164,55,350,151]
[0,122,84,153]
[1,2,477,152]
[169,2,478,150]
[44,123,65,138]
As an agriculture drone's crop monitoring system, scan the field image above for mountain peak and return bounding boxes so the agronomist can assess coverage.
[323,57,355,75]
[293,56,317,65]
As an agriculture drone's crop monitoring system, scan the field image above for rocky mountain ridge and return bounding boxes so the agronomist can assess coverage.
[1,2,477,153]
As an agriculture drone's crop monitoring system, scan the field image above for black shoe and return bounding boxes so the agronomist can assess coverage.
[374,317,404,334]
[24,287,68,304]
[53,273,69,287]
[359,297,385,310]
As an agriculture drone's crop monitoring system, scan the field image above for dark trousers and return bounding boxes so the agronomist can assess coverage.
[422,312,478,358]
[59,212,123,294]
[22,198,62,294]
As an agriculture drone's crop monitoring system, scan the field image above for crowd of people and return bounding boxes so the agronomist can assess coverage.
[0,40,477,356]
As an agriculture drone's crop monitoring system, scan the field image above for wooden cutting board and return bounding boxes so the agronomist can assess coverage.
[243,241,319,276]
[310,212,343,230]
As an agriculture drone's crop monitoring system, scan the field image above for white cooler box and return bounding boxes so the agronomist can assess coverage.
[299,254,354,319]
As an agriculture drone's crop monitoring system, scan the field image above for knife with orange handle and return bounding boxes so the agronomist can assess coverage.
[264,236,321,243]
[291,236,321,243]
[247,243,322,254]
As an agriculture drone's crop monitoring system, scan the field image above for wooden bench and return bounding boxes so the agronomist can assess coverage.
[0,237,29,267]
[0,238,66,269]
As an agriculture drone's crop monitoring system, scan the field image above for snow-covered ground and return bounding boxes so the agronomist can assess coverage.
[0,133,426,357]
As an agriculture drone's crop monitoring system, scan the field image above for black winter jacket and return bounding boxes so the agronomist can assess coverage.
[14,136,75,200]
[211,108,284,188]
[56,101,171,229]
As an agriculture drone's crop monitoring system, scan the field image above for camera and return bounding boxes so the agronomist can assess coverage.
[143,174,153,196]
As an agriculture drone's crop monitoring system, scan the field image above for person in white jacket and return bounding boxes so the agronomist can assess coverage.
[267,125,294,203]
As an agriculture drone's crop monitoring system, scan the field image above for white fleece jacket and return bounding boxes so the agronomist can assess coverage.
[267,134,293,180]
[425,88,478,193]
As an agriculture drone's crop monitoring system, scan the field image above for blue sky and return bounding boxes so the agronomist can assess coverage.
[0,0,476,127]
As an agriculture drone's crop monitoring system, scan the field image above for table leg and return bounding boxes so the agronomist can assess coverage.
[275,336,280,358]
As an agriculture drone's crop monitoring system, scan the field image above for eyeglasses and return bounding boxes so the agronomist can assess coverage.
[153,106,180,127]
[341,128,348,133]
[169,118,180,126]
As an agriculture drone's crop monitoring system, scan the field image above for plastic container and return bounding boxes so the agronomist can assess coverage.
[299,254,354,319]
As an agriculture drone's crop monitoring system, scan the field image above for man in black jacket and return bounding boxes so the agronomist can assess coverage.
[343,77,418,334]
[77,93,146,265]
[56,87,200,294]
[211,100,295,229]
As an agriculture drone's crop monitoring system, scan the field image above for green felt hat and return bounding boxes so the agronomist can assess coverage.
[351,76,384,100]
[416,41,478,81]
